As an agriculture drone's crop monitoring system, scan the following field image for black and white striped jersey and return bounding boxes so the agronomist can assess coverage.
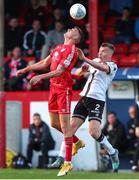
[80,58,117,101]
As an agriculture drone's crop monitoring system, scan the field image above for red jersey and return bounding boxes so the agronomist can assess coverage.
[50,44,77,87]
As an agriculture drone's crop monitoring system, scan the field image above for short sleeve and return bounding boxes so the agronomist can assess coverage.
[60,45,76,69]
[106,62,117,75]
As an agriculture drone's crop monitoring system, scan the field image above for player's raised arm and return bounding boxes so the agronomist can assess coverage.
[78,49,110,73]
[16,55,52,76]
[30,64,65,86]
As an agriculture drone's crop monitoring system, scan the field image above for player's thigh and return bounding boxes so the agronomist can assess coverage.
[72,97,88,121]
[48,86,58,113]
[49,112,61,131]
[71,97,88,134]
[87,98,105,138]
[87,98,105,123]
[57,88,72,114]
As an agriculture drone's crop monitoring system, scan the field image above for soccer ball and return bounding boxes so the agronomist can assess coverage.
[70,3,86,20]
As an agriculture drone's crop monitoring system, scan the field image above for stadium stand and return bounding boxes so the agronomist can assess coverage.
[4,0,139,91]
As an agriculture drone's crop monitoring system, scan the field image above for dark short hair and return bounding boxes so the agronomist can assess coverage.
[101,43,115,53]
[33,113,41,118]
[75,26,84,43]
[108,111,117,116]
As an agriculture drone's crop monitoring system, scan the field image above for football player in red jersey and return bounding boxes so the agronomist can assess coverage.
[16,27,83,176]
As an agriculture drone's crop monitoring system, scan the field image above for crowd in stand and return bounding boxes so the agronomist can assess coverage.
[4,0,89,91]
[4,0,139,91]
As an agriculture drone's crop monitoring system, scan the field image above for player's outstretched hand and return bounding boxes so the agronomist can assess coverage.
[30,75,42,86]
[81,64,89,72]
[16,69,26,77]
[77,48,85,60]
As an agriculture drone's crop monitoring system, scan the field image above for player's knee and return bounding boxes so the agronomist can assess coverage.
[50,121,56,128]
[61,125,67,134]
[89,127,99,139]
[50,121,60,130]
[71,121,78,134]
[61,125,72,136]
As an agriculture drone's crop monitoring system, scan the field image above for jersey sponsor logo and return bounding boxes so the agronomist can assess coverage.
[52,51,60,61]
[54,51,59,57]
[91,110,100,114]
[63,46,75,68]
[61,48,66,52]
[64,60,71,67]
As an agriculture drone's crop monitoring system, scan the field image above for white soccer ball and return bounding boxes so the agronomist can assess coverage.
[70,3,86,20]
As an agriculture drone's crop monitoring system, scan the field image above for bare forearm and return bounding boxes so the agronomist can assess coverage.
[83,57,101,69]
[24,56,51,72]
[38,70,62,80]
[83,56,108,72]
[25,60,46,72]
[30,64,65,86]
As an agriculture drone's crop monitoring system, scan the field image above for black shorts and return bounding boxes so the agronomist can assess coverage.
[72,96,105,122]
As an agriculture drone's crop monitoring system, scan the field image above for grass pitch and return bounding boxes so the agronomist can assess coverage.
[0,169,139,179]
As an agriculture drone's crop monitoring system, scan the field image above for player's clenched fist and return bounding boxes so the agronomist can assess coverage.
[16,69,27,77]
[30,75,42,86]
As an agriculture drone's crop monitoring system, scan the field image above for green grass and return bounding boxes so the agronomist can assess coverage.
[0,169,139,179]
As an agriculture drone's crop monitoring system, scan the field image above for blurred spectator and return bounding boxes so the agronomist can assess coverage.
[22,0,46,28]
[127,106,137,151]
[130,104,139,171]
[101,112,127,153]
[26,113,55,168]
[54,0,88,12]
[23,19,46,59]
[41,20,65,58]
[4,47,27,91]
[134,18,139,41]
[111,7,134,45]
[80,23,104,56]
[80,23,89,56]
[100,112,127,171]
[110,0,133,14]
[4,17,23,56]
[5,0,20,18]
[48,8,69,30]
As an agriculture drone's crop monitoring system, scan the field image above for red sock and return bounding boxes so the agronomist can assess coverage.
[73,135,79,143]
[65,137,73,162]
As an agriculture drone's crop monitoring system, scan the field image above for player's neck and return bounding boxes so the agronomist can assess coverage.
[100,58,112,63]
[64,39,74,45]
